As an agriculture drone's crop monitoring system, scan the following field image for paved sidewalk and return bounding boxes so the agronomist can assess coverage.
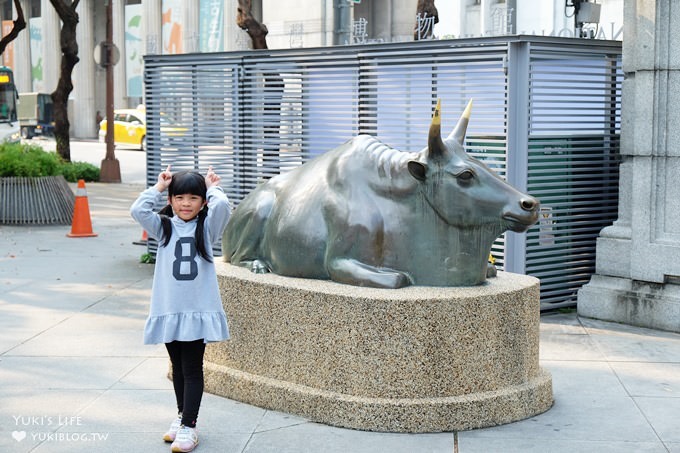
[1,183,679,453]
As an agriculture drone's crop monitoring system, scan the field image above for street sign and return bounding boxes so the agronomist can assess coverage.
[94,42,120,68]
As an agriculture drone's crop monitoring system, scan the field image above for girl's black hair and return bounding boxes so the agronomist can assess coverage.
[158,170,212,262]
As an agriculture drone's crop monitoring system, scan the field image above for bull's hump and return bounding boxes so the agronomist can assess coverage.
[331,135,418,195]
[349,135,414,169]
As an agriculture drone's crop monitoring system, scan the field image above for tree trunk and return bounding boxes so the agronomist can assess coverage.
[49,0,80,163]
[414,0,439,40]
[237,0,268,50]
[0,0,26,55]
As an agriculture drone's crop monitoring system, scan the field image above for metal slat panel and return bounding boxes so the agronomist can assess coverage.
[526,45,621,306]
[143,37,622,307]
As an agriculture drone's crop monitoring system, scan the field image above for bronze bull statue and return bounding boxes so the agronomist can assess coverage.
[223,100,539,288]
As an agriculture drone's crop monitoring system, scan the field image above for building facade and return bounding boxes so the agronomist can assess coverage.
[0,0,622,139]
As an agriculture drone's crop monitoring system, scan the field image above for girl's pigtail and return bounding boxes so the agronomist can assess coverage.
[195,205,212,262]
[158,204,173,247]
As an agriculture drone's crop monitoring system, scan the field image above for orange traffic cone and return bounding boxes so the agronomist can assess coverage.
[133,229,148,246]
[67,179,98,238]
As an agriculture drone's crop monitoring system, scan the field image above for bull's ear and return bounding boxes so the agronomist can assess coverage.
[447,99,473,146]
[407,160,427,181]
[428,99,447,159]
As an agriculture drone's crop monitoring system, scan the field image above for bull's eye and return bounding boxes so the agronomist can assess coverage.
[457,170,475,183]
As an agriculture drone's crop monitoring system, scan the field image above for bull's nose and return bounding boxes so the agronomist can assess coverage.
[520,197,538,212]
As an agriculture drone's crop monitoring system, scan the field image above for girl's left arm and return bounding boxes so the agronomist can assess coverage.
[206,186,232,245]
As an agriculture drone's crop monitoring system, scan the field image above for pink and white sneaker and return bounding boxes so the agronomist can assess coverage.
[163,417,182,442]
[171,425,199,452]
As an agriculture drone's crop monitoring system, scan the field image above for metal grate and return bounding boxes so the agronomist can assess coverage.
[0,176,74,225]
[143,36,622,306]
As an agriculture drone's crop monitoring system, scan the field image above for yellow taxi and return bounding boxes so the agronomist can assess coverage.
[98,108,186,150]
[98,108,147,150]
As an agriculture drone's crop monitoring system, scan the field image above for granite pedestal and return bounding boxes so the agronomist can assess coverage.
[204,263,552,432]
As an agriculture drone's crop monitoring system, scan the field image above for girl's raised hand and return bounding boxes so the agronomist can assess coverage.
[205,166,221,188]
[155,165,172,192]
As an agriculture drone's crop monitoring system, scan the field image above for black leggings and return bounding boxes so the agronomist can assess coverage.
[165,339,206,428]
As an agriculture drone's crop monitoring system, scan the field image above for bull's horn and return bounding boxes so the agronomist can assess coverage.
[447,99,473,146]
[427,99,447,159]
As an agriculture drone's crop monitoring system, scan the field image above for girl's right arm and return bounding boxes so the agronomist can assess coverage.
[129,187,164,240]
[130,166,173,239]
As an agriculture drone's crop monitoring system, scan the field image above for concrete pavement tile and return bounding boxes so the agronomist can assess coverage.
[0,303,71,331]
[72,389,267,436]
[460,394,659,442]
[0,388,104,433]
[30,432,169,453]
[1,280,132,313]
[0,275,31,293]
[4,255,149,285]
[29,431,252,453]
[253,409,309,432]
[0,433,38,453]
[580,319,680,362]
[65,389,176,434]
[541,312,587,332]
[611,362,680,397]
[0,328,54,354]
[457,437,668,452]
[634,397,680,443]
[542,360,628,397]
[192,392,270,434]
[111,357,173,390]
[539,329,606,361]
[242,422,455,453]
[49,310,148,331]
[0,356,145,389]
[5,327,155,357]
[85,282,153,318]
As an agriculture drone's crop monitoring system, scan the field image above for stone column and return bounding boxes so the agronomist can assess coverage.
[144,0,161,55]
[113,0,126,108]
[577,0,680,333]
[183,0,199,53]
[13,0,31,92]
[73,0,95,138]
[41,0,61,93]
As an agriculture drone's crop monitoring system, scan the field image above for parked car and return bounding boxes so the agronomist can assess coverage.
[98,108,187,150]
[98,108,147,150]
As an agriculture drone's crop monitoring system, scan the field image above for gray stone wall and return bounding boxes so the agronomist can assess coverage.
[577,0,680,332]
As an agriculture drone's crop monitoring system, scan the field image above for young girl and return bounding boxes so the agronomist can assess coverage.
[130,165,231,453]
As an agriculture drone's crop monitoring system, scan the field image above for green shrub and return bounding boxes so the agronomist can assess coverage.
[140,253,156,264]
[0,142,62,177]
[0,142,100,182]
[60,161,100,182]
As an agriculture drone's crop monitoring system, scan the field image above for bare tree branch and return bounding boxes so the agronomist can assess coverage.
[0,0,27,56]
[237,0,269,49]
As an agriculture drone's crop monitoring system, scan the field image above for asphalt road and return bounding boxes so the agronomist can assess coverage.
[26,136,147,185]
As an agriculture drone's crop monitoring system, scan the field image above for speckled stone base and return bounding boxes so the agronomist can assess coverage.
[205,263,553,432]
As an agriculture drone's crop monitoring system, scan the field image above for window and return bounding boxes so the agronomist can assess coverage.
[30,0,40,18]
[2,0,12,20]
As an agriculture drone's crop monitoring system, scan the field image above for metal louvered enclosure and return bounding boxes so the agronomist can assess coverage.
[143,35,622,309]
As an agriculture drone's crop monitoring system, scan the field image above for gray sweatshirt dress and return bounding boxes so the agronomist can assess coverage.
[130,186,231,344]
